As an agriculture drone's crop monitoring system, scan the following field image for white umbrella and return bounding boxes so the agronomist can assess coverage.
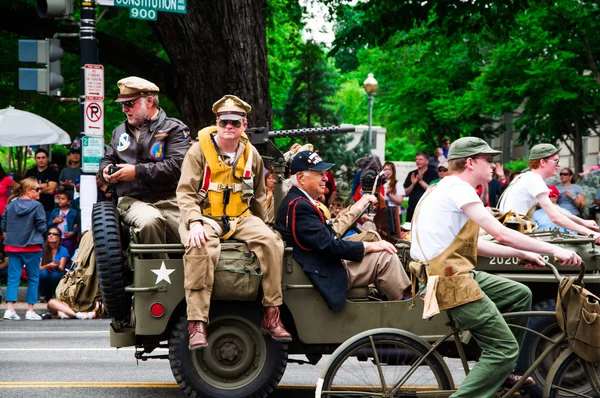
[0,106,71,146]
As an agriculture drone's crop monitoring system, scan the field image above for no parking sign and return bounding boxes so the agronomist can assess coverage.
[84,100,104,137]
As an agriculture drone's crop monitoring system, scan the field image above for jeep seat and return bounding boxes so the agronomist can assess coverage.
[347,286,369,299]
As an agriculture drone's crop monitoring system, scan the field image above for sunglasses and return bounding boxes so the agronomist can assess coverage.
[438,168,448,172]
[48,232,61,236]
[218,119,242,128]
[559,172,571,176]
[121,97,142,109]
[474,157,494,164]
[30,187,41,192]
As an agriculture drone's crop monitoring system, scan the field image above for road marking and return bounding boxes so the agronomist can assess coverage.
[0,348,167,352]
[0,331,108,334]
[0,382,179,389]
[0,382,316,389]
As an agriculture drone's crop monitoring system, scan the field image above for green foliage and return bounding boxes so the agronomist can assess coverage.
[267,0,305,130]
[503,158,528,173]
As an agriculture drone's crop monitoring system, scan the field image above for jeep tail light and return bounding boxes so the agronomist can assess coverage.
[150,302,165,318]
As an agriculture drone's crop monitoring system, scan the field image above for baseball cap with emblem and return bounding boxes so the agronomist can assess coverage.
[290,150,334,174]
[529,143,560,160]
[447,137,502,160]
[115,76,159,102]
[212,95,252,121]
[548,185,560,198]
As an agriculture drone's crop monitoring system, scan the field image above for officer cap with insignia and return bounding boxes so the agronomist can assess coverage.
[212,95,252,121]
[115,76,160,102]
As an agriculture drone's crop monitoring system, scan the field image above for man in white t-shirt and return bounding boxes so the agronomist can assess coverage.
[498,144,600,241]
[411,137,581,397]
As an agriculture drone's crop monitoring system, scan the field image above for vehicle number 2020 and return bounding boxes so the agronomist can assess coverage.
[489,255,550,265]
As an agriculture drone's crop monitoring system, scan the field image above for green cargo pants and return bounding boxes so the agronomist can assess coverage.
[448,270,532,398]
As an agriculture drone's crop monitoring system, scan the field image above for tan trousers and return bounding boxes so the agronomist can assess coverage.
[345,250,411,301]
[181,215,284,322]
[118,196,181,245]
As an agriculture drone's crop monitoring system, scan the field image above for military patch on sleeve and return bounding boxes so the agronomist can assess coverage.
[150,141,165,161]
[182,128,190,140]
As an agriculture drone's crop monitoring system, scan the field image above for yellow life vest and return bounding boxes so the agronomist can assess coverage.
[197,126,254,218]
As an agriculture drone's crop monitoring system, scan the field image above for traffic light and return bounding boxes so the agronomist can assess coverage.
[18,39,64,96]
[36,0,74,19]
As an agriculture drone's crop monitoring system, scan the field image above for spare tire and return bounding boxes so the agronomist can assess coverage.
[92,201,131,321]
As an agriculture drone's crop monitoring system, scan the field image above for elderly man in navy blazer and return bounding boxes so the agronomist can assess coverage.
[275,151,411,310]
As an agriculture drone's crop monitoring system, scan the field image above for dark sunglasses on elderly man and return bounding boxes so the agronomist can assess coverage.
[121,97,142,109]
[218,119,242,128]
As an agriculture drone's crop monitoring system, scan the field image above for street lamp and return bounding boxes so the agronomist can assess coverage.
[363,73,378,148]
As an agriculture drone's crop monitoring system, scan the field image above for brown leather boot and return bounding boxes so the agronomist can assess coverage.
[261,307,292,342]
[188,321,208,350]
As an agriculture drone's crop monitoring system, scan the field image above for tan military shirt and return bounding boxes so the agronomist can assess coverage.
[177,132,267,229]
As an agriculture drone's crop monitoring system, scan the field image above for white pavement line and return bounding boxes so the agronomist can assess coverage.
[0,331,109,334]
[0,347,168,351]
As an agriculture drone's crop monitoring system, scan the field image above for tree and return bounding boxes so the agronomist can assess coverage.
[460,0,600,172]
[0,0,272,134]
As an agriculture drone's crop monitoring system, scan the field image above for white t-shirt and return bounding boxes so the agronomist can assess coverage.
[410,176,482,261]
[498,172,549,214]
[384,181,405,207]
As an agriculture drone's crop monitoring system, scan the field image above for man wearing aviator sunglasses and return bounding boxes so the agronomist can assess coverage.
[177,95,290,350]
[99,76,190,247]
[498,143,600,243]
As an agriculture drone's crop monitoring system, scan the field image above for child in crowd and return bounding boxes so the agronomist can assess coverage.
[330,196,345,218]
[48,191,79,257]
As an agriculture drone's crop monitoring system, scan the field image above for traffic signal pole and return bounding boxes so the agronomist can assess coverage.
[79,0,98,135]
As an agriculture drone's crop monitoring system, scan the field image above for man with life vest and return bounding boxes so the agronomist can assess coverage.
[410,137,581,397]
[497,143,600,242]
[176,95,291,350]
[100,76,190,246]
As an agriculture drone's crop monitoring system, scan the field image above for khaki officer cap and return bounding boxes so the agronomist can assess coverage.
[115,76,160,102]
[529,143,560,160]
[212,95,252,120]
[447,137,502,160]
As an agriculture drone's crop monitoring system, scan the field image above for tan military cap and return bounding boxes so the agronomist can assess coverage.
[212,95,251,120]
[115,76,160,102]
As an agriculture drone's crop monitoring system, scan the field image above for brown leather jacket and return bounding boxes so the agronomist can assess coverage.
[99,108,190,202]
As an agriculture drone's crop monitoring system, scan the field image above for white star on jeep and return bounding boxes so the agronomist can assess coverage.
[151,262,175,284]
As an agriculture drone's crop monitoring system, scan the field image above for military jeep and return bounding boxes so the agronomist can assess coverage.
[92,125,600,398]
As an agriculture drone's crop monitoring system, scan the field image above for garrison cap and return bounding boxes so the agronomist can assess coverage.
[529,143,560,160]
[447,137,501,160]
[290,150,334,174]
[212,95,251,121]
[115,76,159,102]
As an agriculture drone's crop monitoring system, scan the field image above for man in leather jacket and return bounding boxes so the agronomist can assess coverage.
[99,76,190,245]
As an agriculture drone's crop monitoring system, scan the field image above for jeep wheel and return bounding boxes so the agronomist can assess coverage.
[517,299,598,398]
[169,306,288,398]
[92,201,131,321]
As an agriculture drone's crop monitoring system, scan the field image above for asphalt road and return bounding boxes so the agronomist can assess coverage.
[0,317,470,398]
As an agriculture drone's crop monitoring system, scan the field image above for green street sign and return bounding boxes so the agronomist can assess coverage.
[114,0,187,14]
[130,7,157,21]
[82,136,104,174]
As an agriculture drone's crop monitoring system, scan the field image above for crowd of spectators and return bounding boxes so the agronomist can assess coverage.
[0,145,115,319]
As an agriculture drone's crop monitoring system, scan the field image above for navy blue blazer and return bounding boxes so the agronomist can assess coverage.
[275,186,364,310]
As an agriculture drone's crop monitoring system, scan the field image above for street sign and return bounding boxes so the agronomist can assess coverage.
[114,0,186,13]
[84,64,104,100]
[113,0,187,20]
[84,100,104,136]
[82,136,104,173]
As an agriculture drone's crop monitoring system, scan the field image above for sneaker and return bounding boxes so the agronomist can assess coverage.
[3,310,20,320]
[57,311,71,319]
[75,311,96,320]
[25,311,42,321]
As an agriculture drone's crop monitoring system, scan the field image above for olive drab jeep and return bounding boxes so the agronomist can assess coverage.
[92,125,600,398]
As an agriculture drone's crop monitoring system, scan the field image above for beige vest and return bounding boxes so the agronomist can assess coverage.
[413,185,483,312]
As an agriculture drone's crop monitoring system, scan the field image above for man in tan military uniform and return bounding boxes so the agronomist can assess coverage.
[177,95,291,350]
[100,77,190,247]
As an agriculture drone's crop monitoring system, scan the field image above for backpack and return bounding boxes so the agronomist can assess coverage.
[55,232,101,312]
